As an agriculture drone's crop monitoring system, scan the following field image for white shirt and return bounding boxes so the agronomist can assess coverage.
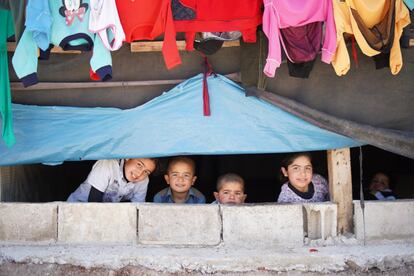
[67,159,149,202]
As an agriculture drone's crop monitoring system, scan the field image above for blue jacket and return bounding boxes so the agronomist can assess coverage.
[12,0,112,87]
[153,187,206,204]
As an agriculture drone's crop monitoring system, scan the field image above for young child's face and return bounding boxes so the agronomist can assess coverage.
[124,158,156,183]
[164,161,197,194]
[281,155,313,193]
[370,173,390,192]
[214,181,246,204]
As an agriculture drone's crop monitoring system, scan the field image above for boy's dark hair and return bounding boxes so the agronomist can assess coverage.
[167,156,196,174]
[279,152,313,182]
[148,158,161,176]
[216,173,245,192]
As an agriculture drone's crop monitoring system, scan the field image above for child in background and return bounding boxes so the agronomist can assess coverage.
[213,173,247,204]
[367,172,396,200]
[277,152,329,203]
[153,156,205,203]
[67,158,158,202]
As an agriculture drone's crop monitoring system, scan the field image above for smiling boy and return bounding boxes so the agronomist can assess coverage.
[153,156,205,204]
[67,158,157,202]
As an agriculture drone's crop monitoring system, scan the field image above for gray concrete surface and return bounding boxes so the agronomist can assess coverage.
[58,203,136,244]
[138,203,221,245]
[0,203,57,243]
[354,199,414,241]
[222,204,303,248]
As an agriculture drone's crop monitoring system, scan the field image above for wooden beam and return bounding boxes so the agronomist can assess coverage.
[130,40,240,52]
[7,42,81,54]
[327,148,353,234]
[10,73,241,91]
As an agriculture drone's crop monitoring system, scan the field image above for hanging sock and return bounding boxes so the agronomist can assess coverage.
[202,55,214,116]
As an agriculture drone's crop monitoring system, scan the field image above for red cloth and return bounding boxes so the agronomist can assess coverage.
[155,0,262,69]
[116,0,164,42]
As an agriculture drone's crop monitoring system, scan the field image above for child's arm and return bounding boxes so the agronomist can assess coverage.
[88,186,104,202]
[84,160,113,201]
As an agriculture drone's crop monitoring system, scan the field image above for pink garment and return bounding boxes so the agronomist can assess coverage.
[262,0,337,77]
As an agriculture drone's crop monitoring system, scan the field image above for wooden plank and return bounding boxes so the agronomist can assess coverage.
[7,42,82,54]
[8,40,240,54]
[10,73,241,91]
[327,148,353,234]
[130,40,240,52]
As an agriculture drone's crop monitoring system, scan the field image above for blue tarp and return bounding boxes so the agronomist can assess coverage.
[0,74,361,165]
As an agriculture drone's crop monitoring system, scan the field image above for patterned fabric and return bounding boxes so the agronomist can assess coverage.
[172,0,195,20]
[277,174,329,203]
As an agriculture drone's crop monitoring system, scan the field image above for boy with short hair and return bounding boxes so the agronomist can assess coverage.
[67,158,158,202]
[213,173,247,204]
[153,156,205,203]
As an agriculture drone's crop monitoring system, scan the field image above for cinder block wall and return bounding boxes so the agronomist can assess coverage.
[354,200,414,241]
[0,202,339,247]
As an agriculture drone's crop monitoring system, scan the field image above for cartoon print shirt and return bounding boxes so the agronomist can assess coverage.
[67,159,149,202]
[12,0,112,87]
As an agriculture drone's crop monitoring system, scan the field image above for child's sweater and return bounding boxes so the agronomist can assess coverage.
[277,174,329,203]
[13,0,112,87]
[262,0,337,78]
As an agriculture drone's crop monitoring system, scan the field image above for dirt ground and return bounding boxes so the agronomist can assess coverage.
[1,262,414,276]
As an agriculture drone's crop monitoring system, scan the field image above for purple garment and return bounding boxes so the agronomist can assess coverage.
[277,174,329,203]
[280,21,323,62]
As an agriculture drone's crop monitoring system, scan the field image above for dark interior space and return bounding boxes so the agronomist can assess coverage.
[1,147,413,203]
[351,145,414,200]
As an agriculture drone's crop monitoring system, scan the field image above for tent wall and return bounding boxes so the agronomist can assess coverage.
[7,40,414,158]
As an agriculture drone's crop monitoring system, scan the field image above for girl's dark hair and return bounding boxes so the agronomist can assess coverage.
[279,152,313,182]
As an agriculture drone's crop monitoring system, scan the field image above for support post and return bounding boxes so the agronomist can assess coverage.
[327,148,353,234]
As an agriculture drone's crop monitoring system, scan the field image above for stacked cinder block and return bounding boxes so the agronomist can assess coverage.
[0,202,344,246]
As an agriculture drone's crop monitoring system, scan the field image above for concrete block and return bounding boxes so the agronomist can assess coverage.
[303,202,337,240]
[354,200,414,241]
[222,204,303,248]
[0,203,57,243]
[58,203,136,244]
[138,204,221,246]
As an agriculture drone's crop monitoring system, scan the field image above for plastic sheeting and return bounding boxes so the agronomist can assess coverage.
[0,74,361,165]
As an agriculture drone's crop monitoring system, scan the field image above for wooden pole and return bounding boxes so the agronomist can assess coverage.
[327,148,353,234]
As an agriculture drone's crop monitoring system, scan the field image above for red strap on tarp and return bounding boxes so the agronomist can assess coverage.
[351,35,359,68]
[202,55,213,116]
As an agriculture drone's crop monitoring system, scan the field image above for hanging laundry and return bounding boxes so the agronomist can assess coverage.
[262,0,337,78]
[25,0,53,51]
[152,0,262,69]
[0,9,16,146]
[194,31,242,55]
[332,0,411,76]
[0,0,26,43]
[116,0,163,42]
[280,22,323,78]
[12,0,112,87]
[89,0,125,51]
